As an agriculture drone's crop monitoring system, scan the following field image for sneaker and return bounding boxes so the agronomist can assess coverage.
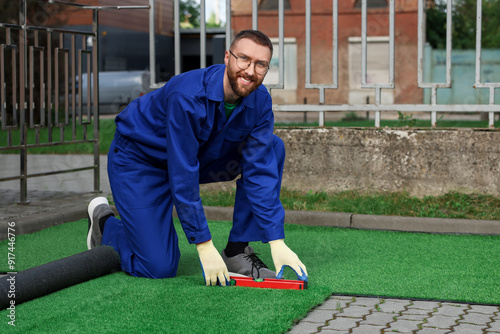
[222,246,276,279]
[87,197,114,250]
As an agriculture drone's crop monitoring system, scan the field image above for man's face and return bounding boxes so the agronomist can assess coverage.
[224,38,272,101]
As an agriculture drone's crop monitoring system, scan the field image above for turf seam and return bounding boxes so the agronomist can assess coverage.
[330,293,500,307]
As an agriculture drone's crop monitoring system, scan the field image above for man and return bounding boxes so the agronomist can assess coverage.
[87,30,308,286]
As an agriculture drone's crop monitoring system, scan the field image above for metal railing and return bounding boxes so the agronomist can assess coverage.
[278,0,497,127]
[0,0,148,204]
[154,0,498,128]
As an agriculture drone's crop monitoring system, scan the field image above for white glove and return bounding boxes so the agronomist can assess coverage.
[196,239,229,286]
[269,239,308,281]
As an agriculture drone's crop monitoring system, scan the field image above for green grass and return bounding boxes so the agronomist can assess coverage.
[0,119,116,154]
[200,189,500,221]
[0,219,499,333]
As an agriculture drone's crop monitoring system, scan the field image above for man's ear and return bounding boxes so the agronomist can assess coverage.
[224,51,230,65]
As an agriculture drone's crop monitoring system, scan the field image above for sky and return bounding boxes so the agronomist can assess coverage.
[195,0,227,25]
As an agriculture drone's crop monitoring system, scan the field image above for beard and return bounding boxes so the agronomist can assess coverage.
[226,61,262,98]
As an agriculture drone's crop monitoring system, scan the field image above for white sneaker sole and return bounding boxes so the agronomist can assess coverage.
[87,197,109,249]
[228,272,250,278]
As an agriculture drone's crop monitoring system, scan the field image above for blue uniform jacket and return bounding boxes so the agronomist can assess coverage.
[114,64,285,244]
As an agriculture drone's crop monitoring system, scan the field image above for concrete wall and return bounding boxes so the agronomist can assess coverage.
[276,127,500,198]
[201,127,500,198]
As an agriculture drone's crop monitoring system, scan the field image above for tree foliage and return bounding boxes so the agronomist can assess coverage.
[180,0,201,28]
[426,0,500,49]
[179,0,224,29]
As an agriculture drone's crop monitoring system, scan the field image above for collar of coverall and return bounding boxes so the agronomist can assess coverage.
[205,64,261,110]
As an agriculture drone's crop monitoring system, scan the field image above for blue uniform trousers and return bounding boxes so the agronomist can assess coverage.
[102,134,285,279]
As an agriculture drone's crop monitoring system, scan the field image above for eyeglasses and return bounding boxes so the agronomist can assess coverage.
[229,50,270,75]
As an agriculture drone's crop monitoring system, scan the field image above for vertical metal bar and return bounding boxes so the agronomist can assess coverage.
[19,0,29,204]
[20,0,28,89]
[333,0,338,87]
[78,42,82,124]
[475,0,482,85]
[431,111,437,127]
[304,0,338,125]
[319,88,325,127]
[445,0,452,86]
[252,0,258,30]
[375,88,381,128]
[431,87,437,104]
[86,50,91,121]
[417,0,424,86]
[1,30,9,131]
[473,0,495,127]
[324,0,339,127]
[305,0,311,85]
[29,44,34,128]
[361,0,367,86]
[265,0,284,90]
[47,31,52,142]
[225,0,231,50]
[64,39,69,126]
[39,36,45,128]
[71,34,76,140]
[149,0,156,86]
[82,48,89,139]
[431,87,437,127]
[278,0,284,87]
[319,106,325,127]
[55,35,60,126]
[11,38,17,129]
[200,0,206,68]
[489,88,495,128]
[174,0,181,75]
[92,9,100,193]
[388,0,394,86]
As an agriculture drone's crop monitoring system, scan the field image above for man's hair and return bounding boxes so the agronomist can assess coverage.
[230,30,273,56]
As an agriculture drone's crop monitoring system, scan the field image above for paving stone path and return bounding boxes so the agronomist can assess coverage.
[289,295,500,333]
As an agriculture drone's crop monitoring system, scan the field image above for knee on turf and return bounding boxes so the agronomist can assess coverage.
[135,257,179,279]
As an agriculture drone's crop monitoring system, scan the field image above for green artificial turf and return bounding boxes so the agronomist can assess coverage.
[0,219,499,333]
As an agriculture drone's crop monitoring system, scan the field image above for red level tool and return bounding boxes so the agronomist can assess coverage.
[229,276,307,290]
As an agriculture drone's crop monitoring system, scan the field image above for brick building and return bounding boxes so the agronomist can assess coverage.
[53,0,423,105]
[231,0,422,105]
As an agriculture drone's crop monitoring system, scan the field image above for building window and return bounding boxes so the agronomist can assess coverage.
[259,0,291,10]
[354,0,388,8]
[348,36,394,104]
[263,38,297,104]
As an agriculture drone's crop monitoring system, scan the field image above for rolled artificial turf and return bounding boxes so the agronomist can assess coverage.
[0,219,498,333]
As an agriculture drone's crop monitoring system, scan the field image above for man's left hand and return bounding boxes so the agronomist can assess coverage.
[269,239,308,281]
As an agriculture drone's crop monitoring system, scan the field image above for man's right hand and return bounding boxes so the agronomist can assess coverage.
[196,239,230,286]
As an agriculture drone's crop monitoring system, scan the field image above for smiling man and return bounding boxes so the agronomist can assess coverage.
[87,30,308,286]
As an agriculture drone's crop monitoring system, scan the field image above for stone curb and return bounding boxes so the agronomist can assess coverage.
[189,207,500,235]
[352,214,500,235]
[192,207,354,228]
[0,207,87,241]
[4,205,500,242]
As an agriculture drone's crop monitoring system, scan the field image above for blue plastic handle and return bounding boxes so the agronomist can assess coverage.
[276,265,308,282]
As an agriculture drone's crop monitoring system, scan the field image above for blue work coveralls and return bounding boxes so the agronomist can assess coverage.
[102,64,286,279]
